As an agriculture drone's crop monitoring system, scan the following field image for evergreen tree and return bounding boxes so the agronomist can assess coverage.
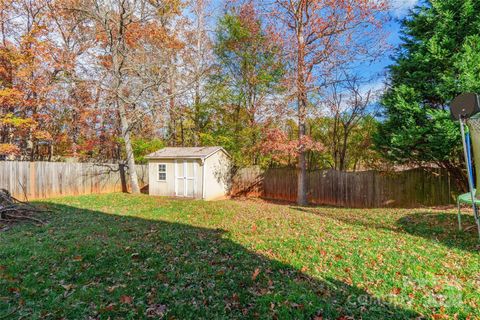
[375,0,480,185]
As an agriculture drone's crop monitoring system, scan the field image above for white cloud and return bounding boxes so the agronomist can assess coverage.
[359,79,386,95]
[389,0,419,17]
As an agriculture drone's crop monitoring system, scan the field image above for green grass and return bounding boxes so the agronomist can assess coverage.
[0,194,479,319]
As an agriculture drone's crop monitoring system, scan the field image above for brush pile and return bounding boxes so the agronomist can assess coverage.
[0,189,46,230]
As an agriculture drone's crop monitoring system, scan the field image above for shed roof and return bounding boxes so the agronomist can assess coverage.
[146,146,229,160]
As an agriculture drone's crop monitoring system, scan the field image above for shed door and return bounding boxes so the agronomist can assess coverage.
[175,160,196,197]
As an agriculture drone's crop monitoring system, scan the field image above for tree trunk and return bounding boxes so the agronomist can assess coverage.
[103,1,139,194]
[193,95,201,147]
[180,119,185,146]
[169,114,177,146]
[339,129,349,171]
[192,0,204,147]
[296,12,308,206]
[48,143,53,162]
[168,57,177,146]
[249,114,257,165]
[118,101,140,194]
[119,163,128,193]
[297,134,308,205]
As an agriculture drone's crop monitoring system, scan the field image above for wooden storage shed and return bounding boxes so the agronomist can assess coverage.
[145,146,231,200]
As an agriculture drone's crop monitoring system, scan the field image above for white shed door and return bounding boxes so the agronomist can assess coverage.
[175,160,196,197]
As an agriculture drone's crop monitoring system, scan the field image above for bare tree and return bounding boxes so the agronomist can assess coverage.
[71,0,181,193]
[266,0,388,205]
[190,0,211,146]
[325,77,376,171]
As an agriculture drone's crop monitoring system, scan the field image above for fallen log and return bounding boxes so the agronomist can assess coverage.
[0,189,47,228]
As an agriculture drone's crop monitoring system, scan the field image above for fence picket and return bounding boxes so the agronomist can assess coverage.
[232,167,458,208]
[0,161,148,201]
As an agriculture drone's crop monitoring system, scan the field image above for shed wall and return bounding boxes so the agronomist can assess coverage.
[203,151,231,200]
[148,158,203,198]
[148,159,176,197]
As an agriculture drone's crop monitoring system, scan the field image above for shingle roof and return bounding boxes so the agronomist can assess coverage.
[146,146,229,159]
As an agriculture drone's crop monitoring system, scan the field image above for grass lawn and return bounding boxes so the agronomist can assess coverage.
[0,194,479,319]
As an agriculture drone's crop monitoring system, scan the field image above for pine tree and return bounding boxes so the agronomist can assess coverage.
[375,0,480,186]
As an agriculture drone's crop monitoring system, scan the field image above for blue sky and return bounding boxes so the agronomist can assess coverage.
[205,0,420,93]
[358,0,420,90]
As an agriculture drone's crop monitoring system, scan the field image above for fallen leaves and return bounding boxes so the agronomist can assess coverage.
[155,272,168,282]
[119,295,133,305]
[106,284,126,293]
[8,287,20,293]
[61,284,74,291]
[252,268,260,281]
[1,194,479,319]
[391,287,401,295]
[131,253,140,260]
[100,303,116,312]
[146,303,166,318]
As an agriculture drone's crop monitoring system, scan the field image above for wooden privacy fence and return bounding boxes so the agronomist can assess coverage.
[0,161,148,201]
[230,166,264,197]
[232,167,459,208]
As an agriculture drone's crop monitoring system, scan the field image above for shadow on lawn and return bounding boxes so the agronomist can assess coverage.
[291,206,479,252]
[290,206,399,232]
[0,203,419,319]
[398,212,479,252]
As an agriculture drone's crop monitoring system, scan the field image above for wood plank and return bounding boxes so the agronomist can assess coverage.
[231,167,459,208]
[0,161,148,200]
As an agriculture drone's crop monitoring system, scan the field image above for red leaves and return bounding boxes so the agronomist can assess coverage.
[119,295,133,305]
[72,255,83,262]
[102,303,116,312]
[237,3,261,39]
[391,287,401,295]
[431,306,449,319]
[8,287,20,293]
[258,128,324,164]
